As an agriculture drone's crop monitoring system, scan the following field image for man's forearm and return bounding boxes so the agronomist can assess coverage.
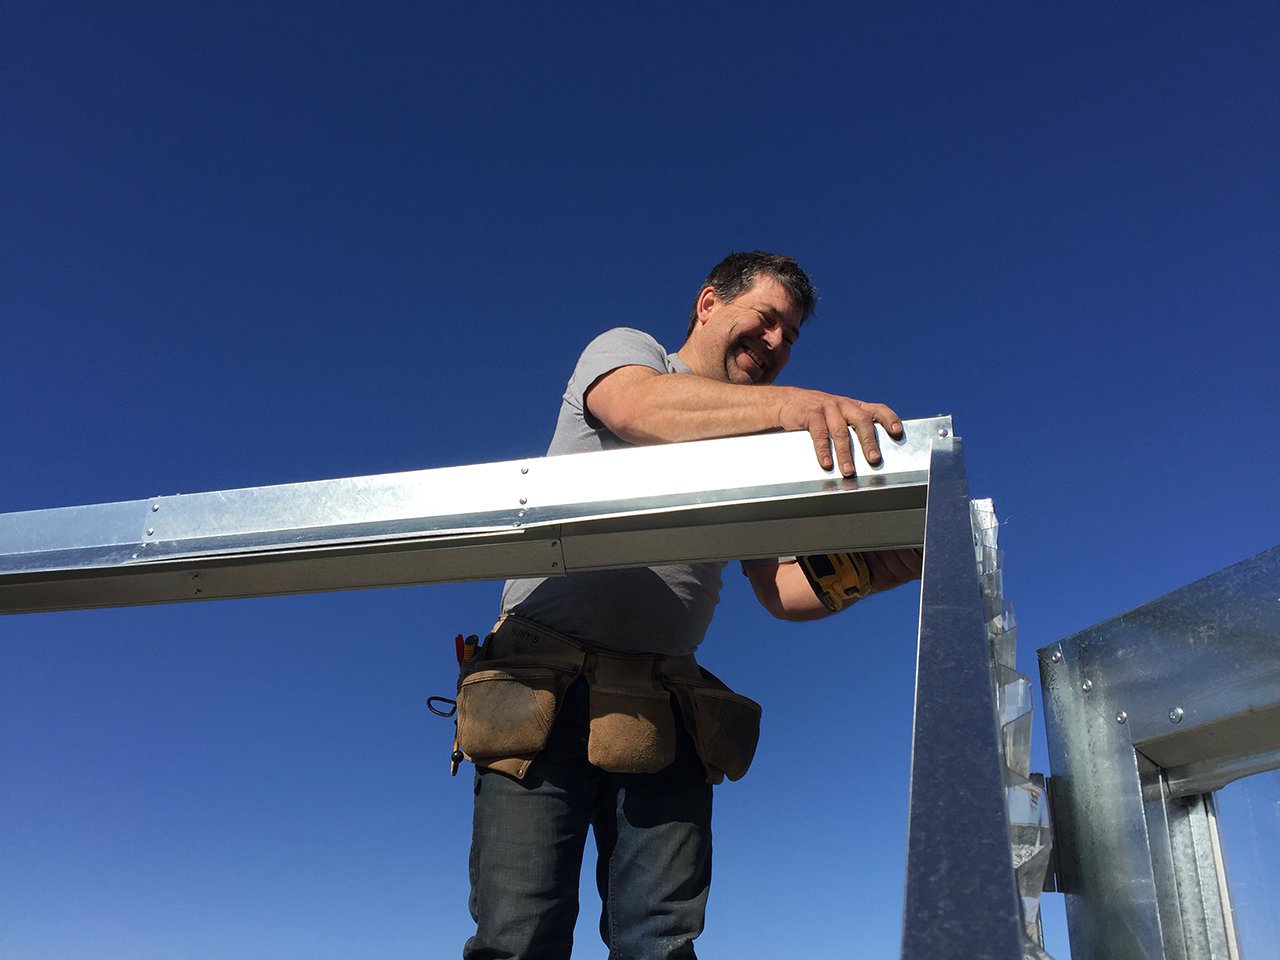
[591,369,790,445]
[586,363,902,476]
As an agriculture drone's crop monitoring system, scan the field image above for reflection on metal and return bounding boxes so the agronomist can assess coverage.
[0,418,944,615]
[972,499,1054,955]
[1040,546,1280,959]
[1214,770,1280,956]
[901,440,1026,960]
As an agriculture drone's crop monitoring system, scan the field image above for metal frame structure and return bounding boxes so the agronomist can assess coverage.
[1039,546,1280,960]
[0,416,1034,958]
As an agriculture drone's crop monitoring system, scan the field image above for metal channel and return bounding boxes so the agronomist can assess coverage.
[901,438,1025,960]
[1039,545,1280,960]
[0,417,946,614]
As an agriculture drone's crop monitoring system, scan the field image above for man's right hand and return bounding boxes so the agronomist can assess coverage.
[775,387,903,477]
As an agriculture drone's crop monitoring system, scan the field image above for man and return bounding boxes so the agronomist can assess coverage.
[463,252,921,959]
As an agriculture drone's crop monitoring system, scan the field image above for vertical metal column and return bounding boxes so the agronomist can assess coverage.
[901,438,1025,959]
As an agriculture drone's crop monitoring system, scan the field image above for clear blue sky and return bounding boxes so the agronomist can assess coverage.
[2,3,1276,957]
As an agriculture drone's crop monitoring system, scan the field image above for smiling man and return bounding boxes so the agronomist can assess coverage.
[461,252,921,960]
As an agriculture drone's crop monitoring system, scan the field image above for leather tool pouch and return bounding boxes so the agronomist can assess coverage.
[664,665,763,785]
[455,616,761,785]
[454,618,585,779]
[584,655,677,774]
[456,666,559,765]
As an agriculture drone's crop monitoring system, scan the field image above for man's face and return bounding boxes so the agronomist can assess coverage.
[694,274,802,385]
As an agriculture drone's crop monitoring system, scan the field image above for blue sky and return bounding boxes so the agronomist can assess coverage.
[1,2,1277,957]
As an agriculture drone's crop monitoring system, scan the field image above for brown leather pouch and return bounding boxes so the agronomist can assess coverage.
[585,655,678,774]
[665,667,762,784]
[456,665,559,775]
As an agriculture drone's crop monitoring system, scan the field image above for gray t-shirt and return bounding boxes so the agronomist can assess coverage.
[501,327,756,657]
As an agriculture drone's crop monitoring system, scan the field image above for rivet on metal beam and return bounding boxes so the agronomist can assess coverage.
[152,503,160,512]
[1050,650,1062,663]
[1169,707,1184,723]
[1116,711,1127,724]
[1081,679,1093,693]
[146,528,154,536]
[938,428,949,437]
[520,466,529,474]
[519,497,527,505]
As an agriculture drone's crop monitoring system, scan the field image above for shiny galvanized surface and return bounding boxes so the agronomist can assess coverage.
[1039,546,1280,959]
[900,438,1025,960]
[0,417,945,614]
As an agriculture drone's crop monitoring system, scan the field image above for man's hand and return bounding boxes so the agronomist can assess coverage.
[775,388,903,476]
[862,548,923,595]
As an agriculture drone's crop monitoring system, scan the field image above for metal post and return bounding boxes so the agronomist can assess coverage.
[901,438,1025,959]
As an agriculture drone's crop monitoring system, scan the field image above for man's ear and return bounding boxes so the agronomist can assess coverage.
[694,285,718,325]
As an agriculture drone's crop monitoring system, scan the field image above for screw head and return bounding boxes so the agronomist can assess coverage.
[1081,679,1093,693]
[519,497,527,505]
[146,527,154,536]
[1170,707,1184,723]
[1116,711,1127,724]
[151,503,159,512]
[1050,650,1062,663]
[938,428,949,437]
[520,466,529,474]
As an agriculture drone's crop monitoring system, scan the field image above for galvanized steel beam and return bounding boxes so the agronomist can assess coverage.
[0,416,947,615]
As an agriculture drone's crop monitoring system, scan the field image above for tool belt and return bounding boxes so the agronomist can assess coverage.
[454,615,762,785]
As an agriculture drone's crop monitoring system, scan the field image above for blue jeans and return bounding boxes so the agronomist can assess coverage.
[464,677,713,960]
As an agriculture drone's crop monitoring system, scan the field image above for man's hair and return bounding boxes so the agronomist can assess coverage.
[686,251,817,339]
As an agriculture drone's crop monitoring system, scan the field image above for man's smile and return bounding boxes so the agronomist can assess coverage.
[738,341,772,381]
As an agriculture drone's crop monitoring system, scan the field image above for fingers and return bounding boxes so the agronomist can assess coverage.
[845,401,903,468]
[778,388,904,477]
[844,401,882,467]
[809,418,834,472]
[864,548,924,594]
[827,405,856,477]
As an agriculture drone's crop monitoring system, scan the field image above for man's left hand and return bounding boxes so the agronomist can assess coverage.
[864,548,923,595]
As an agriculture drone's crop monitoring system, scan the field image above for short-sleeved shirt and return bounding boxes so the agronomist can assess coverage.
[501,327,765,657]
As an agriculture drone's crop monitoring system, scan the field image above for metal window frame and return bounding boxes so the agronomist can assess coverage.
[1039,546,1280,960]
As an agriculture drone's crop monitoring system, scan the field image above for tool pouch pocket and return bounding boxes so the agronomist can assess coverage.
[666,670,762,784]
[586,657,678,774]
[456,665,559,762]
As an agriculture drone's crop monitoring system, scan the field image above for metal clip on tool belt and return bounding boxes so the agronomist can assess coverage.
[454,615,762,785]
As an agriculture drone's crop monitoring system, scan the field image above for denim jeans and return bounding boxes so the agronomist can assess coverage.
[464,676,713,960]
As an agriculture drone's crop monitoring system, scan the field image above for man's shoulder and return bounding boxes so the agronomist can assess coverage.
[573,327,676,376]
[582,326,667,354]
